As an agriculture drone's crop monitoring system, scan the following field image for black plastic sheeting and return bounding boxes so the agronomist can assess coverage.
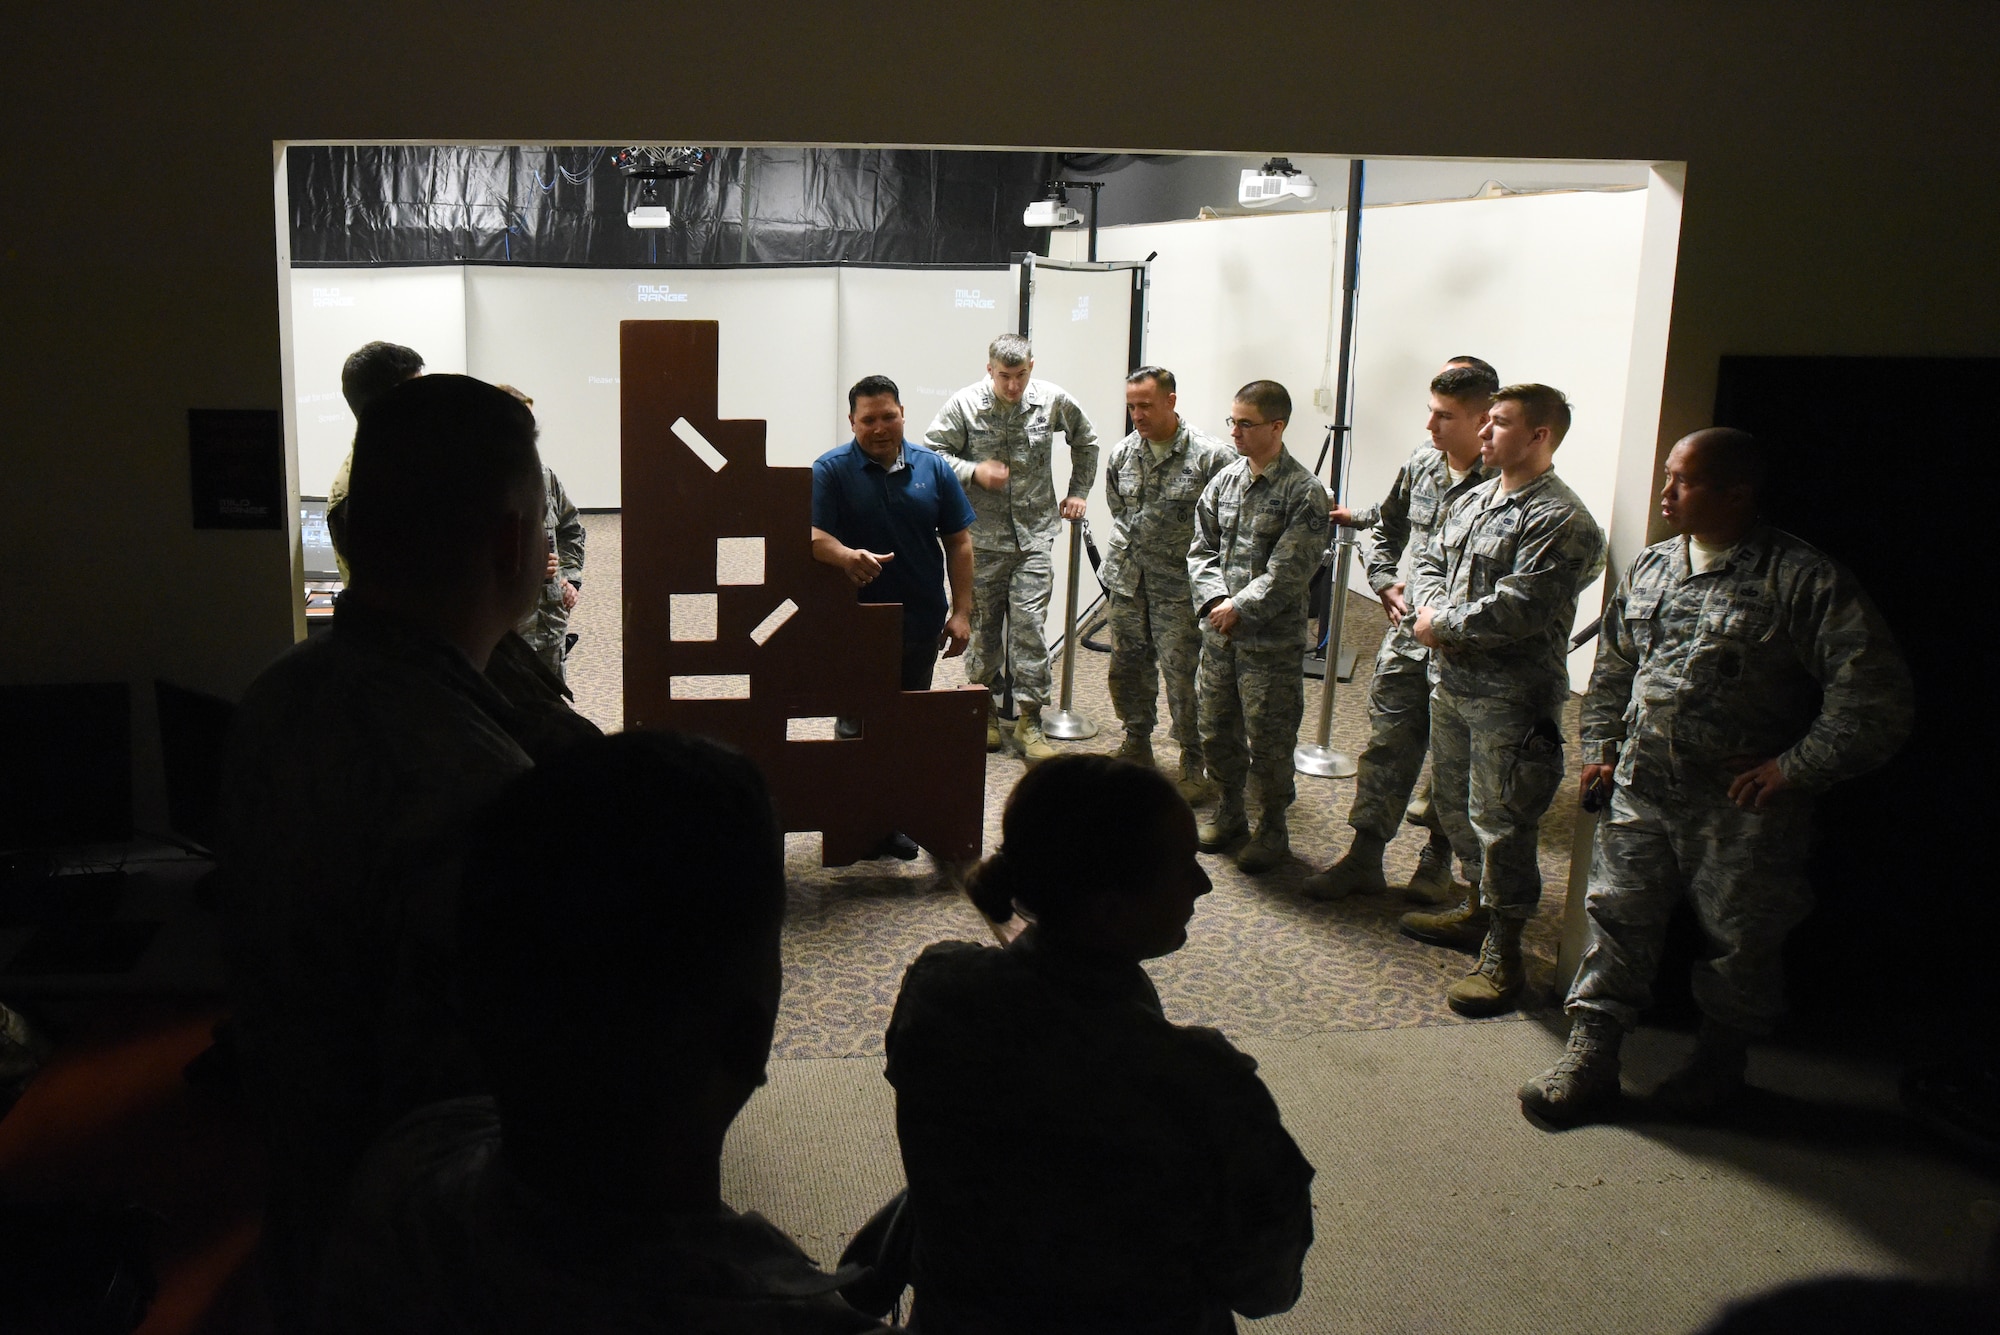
[289,146,1057,267]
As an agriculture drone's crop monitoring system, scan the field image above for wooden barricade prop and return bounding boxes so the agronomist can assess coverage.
[621,320,988,865]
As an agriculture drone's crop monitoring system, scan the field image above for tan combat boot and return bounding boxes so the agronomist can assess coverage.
[1235,810,1291,874]
[1399,895,1490,953]
[1404,834,1458,904]
[1519,1009,1623,1127]
[1114,732,1155,767]
[1446,916,1525,1016]
[1652,1018,1752,1118]
[1196,789,1248,852]
[1303,831,1388,900]
[986,700,1003,753]
[1014,704,1058,764]
[1174,757,1216,806]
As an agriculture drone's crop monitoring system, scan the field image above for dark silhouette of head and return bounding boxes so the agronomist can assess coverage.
[458,730,785,1207]
[343,375,545,644]
[970,755,1210,960]
[340,341,424,417]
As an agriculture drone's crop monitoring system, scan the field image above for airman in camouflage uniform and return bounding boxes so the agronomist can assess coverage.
[1306,362,1497,902]
[515,464,586,681]
[1407,384,1605,1017]
[1101,366,1236,799]
[1520,429,1911,1127]
[925,334,1097,761]
[1189,381,1332,874]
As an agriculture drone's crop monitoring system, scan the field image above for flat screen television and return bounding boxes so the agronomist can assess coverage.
[0,682,133,853]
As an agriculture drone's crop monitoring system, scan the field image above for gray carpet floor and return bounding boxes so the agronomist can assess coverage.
[566,513,1998,1329]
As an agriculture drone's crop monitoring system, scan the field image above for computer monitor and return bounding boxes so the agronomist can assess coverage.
[301,495,340,581]
[155,679,236,856]
[0,683,133,853]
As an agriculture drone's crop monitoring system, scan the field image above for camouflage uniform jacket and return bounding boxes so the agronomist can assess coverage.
[516,466,585,646]
[924,378,1098,554]
[542,466,585,589]
[1188,450,1333,653]
[1581,524,1912,796]
[1350,442,1491,663]
[1411,468,1606,711]
[1100,417,1236,600]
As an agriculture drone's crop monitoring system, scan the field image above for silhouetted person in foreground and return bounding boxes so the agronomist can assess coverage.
[220,375,595,1317]
[882,754,1315,1333]
[318,730,891,1333]
[1696,1274,1997,1334]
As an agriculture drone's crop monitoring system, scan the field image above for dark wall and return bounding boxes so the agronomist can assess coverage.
[1713,356,1997,1027]
[289,146,1053,266]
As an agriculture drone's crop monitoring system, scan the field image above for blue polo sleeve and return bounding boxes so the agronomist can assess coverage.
[935,454,976,536]
[809,454,842,533]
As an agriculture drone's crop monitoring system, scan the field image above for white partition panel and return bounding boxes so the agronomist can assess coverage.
[835,266,1021,451]
[1096,189,1648,691]
[1347,191,1645,687]
[287,267,467,498]
[466,267,839,507]
[1024,263,1137,658]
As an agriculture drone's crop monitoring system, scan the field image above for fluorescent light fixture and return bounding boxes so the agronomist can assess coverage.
[1023,197,1083,228]
[627,204,673,229]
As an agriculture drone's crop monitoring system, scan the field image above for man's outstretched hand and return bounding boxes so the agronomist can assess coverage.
[837,548,895,588]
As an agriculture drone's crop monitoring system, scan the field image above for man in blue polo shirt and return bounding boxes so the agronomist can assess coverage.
[814,373,976,685]
[813,376,976,858]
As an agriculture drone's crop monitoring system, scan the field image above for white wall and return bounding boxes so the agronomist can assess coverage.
[1017,262,1137,661]
[464,267,839,503]
[287,265,1067,510]
[835,266,1021,451]
[1088,189,1650,690]
[287,267,467,498]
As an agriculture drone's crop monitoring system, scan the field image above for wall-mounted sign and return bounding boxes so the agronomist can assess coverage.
[188,408,284,530]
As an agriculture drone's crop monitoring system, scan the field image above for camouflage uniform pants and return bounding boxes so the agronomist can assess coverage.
[1568,780,1815,1034]
[517,584,570,681]
[1106,575,1203,763]
[1429,686,1564,920]
[1197,632,1305,829]
[1347,628,1443,842]
[966,547,1053,707]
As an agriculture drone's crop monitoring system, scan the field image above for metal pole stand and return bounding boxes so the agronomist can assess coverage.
[1041,517,1098,740]
[1294,526,1358,777]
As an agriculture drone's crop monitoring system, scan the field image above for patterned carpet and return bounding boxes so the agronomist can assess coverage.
[564,513,1582,1059]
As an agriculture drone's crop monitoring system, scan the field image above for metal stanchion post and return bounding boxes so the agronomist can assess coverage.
[1294,526,1358,777]
[1041,517,1098,740]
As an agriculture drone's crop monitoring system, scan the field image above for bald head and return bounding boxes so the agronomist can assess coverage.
[1661,427,1763,542]
[1677,428,1767,495]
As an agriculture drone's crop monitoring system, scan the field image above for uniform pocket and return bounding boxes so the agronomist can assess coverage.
[1500,718,1566,817]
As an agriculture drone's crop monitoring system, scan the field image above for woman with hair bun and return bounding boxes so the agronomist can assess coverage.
[880,754,1315,1333]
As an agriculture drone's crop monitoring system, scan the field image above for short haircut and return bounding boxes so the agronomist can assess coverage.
[1684,427,1769,497]
[1126,365,1177,395]
[459,730,785,1113]
[968,755,1187,925]
[340,341,424,417]
[343,374,541,583]
[1492,383,1573,446]
[493,383,534,409]
[1446,355,1498,384]
[988,333,1032,366]
[848,374,902,412]
[1432,364,1499,402]
[1234,379,1292,424]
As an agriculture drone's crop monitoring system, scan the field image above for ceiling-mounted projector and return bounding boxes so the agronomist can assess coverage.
[1023,197,1083,228]
[627,204,673,228]
[1239,157,1317,207]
